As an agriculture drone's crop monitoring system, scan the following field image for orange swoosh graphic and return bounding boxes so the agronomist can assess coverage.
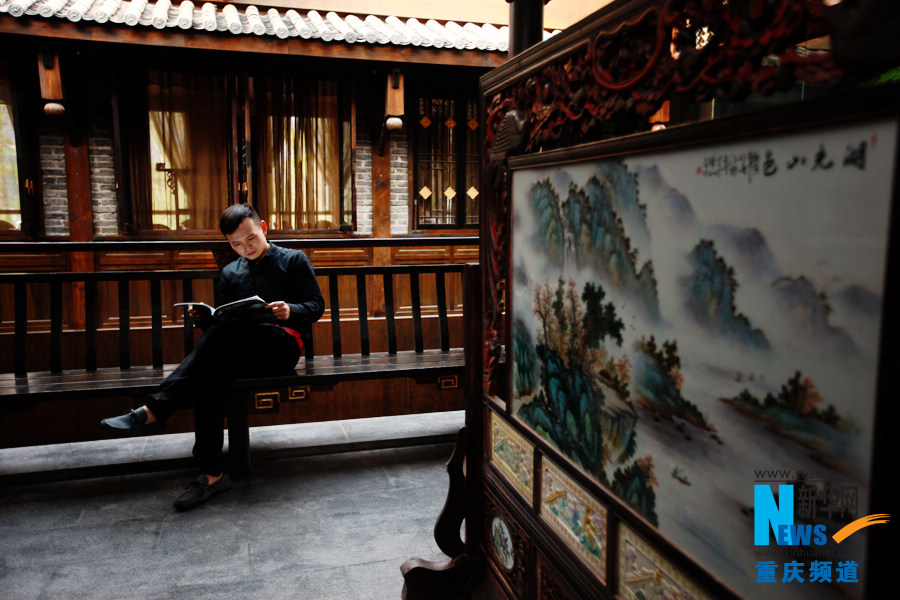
[832,514,890,543]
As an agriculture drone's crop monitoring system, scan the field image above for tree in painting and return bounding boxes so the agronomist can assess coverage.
[516,277,658,524]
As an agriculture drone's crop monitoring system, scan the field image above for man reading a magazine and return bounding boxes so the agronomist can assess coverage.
[101,204,325,510]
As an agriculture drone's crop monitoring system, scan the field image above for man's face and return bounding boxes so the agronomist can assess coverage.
[225,217,270,261]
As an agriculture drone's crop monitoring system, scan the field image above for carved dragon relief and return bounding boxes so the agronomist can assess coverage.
[482,156,511,398]
[480,0,885,398]
[486,0,851,158]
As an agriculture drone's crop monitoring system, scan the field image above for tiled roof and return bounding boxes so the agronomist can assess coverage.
[0,0,560,50]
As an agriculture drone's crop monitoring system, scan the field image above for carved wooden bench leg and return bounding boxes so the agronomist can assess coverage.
[401,555,476,600]
[434,426,467,557]
[401,426,473,599]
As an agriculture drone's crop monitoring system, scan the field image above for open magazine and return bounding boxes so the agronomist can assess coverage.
[174,295,270,322]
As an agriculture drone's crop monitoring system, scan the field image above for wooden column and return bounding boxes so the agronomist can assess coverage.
[65,130,93,253]
[61,53,94,327]
[507,0,545,57]
[370,129,392,318]
[372,138,392,266]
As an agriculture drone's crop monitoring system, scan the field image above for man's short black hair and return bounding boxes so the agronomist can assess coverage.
[220,204,261,235]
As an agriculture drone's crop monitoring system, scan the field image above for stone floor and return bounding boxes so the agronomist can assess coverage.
[0,412,464,600]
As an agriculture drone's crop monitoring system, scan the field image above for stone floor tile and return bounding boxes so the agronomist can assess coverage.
[0,564,55,600]
[0,416,461,600]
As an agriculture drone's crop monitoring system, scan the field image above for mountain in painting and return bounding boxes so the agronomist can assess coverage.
[529,178,567,266]
[707,224,782,284]
[565,175,661,320]
[771,276,860,356]
[682,239,771,349]
[528,160,662,320]
[632,164,698,230]
[832,283,881,317]
[829,284,882,356]
[640,166,879,357]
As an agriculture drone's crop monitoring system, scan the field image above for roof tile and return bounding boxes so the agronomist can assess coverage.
[1,0,558,51]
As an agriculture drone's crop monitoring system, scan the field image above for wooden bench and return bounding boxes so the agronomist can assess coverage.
[0,263,475,478]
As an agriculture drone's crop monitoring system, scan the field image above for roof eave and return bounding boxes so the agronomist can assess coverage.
[0,17,508,68]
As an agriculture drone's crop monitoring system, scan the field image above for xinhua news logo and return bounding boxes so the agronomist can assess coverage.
[751,471,889,585]
[755,483,889,546]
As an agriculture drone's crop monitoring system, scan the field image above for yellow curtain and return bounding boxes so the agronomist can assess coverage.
[257,78,340,230]
[147,71,228,231]
[0,62,20,231]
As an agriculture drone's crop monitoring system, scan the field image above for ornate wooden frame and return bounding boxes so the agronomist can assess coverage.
[475,1,899,599]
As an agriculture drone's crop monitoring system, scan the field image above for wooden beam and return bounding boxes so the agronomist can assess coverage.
[0,20,506,69]
[36,51,63,102]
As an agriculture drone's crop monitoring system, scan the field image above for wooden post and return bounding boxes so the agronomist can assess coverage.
[59,52,94,328]
[65,127,94,253]
[372,147,392,242]
[372,129,392,315]
[508,0,545,57]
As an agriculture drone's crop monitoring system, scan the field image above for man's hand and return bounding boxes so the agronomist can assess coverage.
[266,301,291,320]
[187,306,205,324]
[185,305,213,329]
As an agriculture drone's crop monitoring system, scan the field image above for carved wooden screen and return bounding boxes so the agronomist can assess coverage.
[473,1,899,600]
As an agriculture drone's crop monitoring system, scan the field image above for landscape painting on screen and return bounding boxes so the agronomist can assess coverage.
[510,117,897,600]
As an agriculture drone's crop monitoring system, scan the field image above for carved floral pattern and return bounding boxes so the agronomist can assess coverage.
[538,558,578,600]
[484,0,843,157]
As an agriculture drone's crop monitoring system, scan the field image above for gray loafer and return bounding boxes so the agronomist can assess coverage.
[174,474,233,511]
[101,408,165,436]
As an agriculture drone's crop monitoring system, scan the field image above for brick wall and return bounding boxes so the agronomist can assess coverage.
[39,130,68,237]
[354,111,412,236]
[88,135,119,237]
[37,132,119,238]
[355,104,373,235]
[88,118,119,237]
[390,137,409,235]
[86,65,119,238]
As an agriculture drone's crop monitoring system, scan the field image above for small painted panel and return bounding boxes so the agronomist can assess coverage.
[491,515,516,571]
[540,458,607,579]
[484,491,529,600]
[490,410,534,502]
[618,524,713,600]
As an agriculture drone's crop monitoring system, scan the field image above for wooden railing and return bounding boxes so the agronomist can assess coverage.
[0,237,479,334]
[1,266,470,373]
[0,259,479,451]
[0,236,480,271]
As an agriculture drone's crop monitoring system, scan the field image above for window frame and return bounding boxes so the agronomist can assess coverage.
[247,75,355,234]
[0,47,41,240]
[409,72,482,232]
[113,51,356,238]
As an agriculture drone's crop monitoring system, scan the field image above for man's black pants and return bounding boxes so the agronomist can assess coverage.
[144,322,301,475]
